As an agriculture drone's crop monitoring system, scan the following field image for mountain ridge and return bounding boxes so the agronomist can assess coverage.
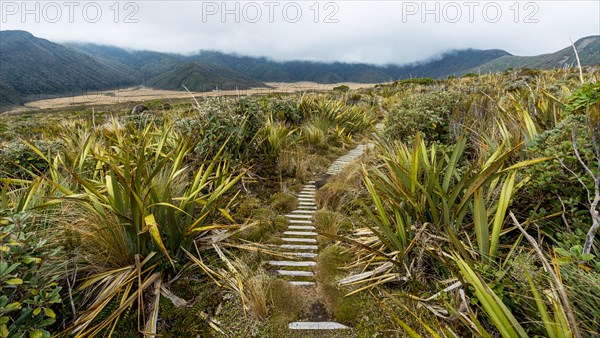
[1,30,599,108]
[0,30,138,106]
[471,36,600,73]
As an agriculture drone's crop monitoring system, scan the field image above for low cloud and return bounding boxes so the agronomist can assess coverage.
[1,1,598,64]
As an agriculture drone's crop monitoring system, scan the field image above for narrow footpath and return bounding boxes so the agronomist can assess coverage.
[266,145,369,332]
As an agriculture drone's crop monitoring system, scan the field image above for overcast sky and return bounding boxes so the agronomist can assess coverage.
[1,1,599,65]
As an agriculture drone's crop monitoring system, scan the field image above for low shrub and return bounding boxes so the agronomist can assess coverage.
[0,140,63,179]
[384,91,462,143]
[0,211,62,338]
[520,114,594,234]
[268,193,297,213]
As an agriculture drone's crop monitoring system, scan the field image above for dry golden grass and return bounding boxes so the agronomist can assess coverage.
[5,82,376,113]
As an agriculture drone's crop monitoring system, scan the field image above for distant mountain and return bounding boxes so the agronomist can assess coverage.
[1,30,599,109]
[146,62,267,91]
[0,30,137,106]
[472,36,600,73]
[384,49,511,79]
[189,49,510,83]
[191,52,392,83]
[66,43,184,81]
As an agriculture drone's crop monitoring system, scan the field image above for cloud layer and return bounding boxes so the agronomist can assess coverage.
[1,1,598,64]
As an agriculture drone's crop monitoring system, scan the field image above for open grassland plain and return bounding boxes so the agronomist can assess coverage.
[2,82,376,114]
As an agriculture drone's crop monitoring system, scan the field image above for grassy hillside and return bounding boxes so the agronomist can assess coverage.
[0,30,137,107]
[145,62,267,91]
[66,43,184,81]
[385,48,511,78]
[474,35,600,73]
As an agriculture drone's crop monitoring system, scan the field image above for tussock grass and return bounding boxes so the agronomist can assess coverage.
[2,68,598,336]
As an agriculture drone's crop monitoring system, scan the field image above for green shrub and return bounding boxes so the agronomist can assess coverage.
[172,97,265,164]
[8,119,63,140]
[235,196,263,219]
[0,211,62,338]
[333,85,350,92]
[0,122,7,137]
[268,193,297,213]
[395,78,435,86]
[333,297,360,324]
[384,91,462,143]
[520,114,594,233]
[565,83,600,115]
[268,97,304,125]
[0,140,63,179]
[144,99,171,111]
[349,93,362,102]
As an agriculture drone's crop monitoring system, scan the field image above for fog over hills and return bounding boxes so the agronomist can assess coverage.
[1,30,598,108]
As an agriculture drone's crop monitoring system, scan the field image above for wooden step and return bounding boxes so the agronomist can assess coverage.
[288,219,313,224]
[282,237,317,243]
[283,231,317,236]
[289,281,315,286]
[267,261,316,267]
[288,225,316,230]
[280,244,318,250]
[276,270,314,277]
[281,251,318,258]
[285,214,313,219]
[289,322,351,330]
[291,210,316,214]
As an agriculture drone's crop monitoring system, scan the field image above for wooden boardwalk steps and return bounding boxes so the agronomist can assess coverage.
[264,143,371,332]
